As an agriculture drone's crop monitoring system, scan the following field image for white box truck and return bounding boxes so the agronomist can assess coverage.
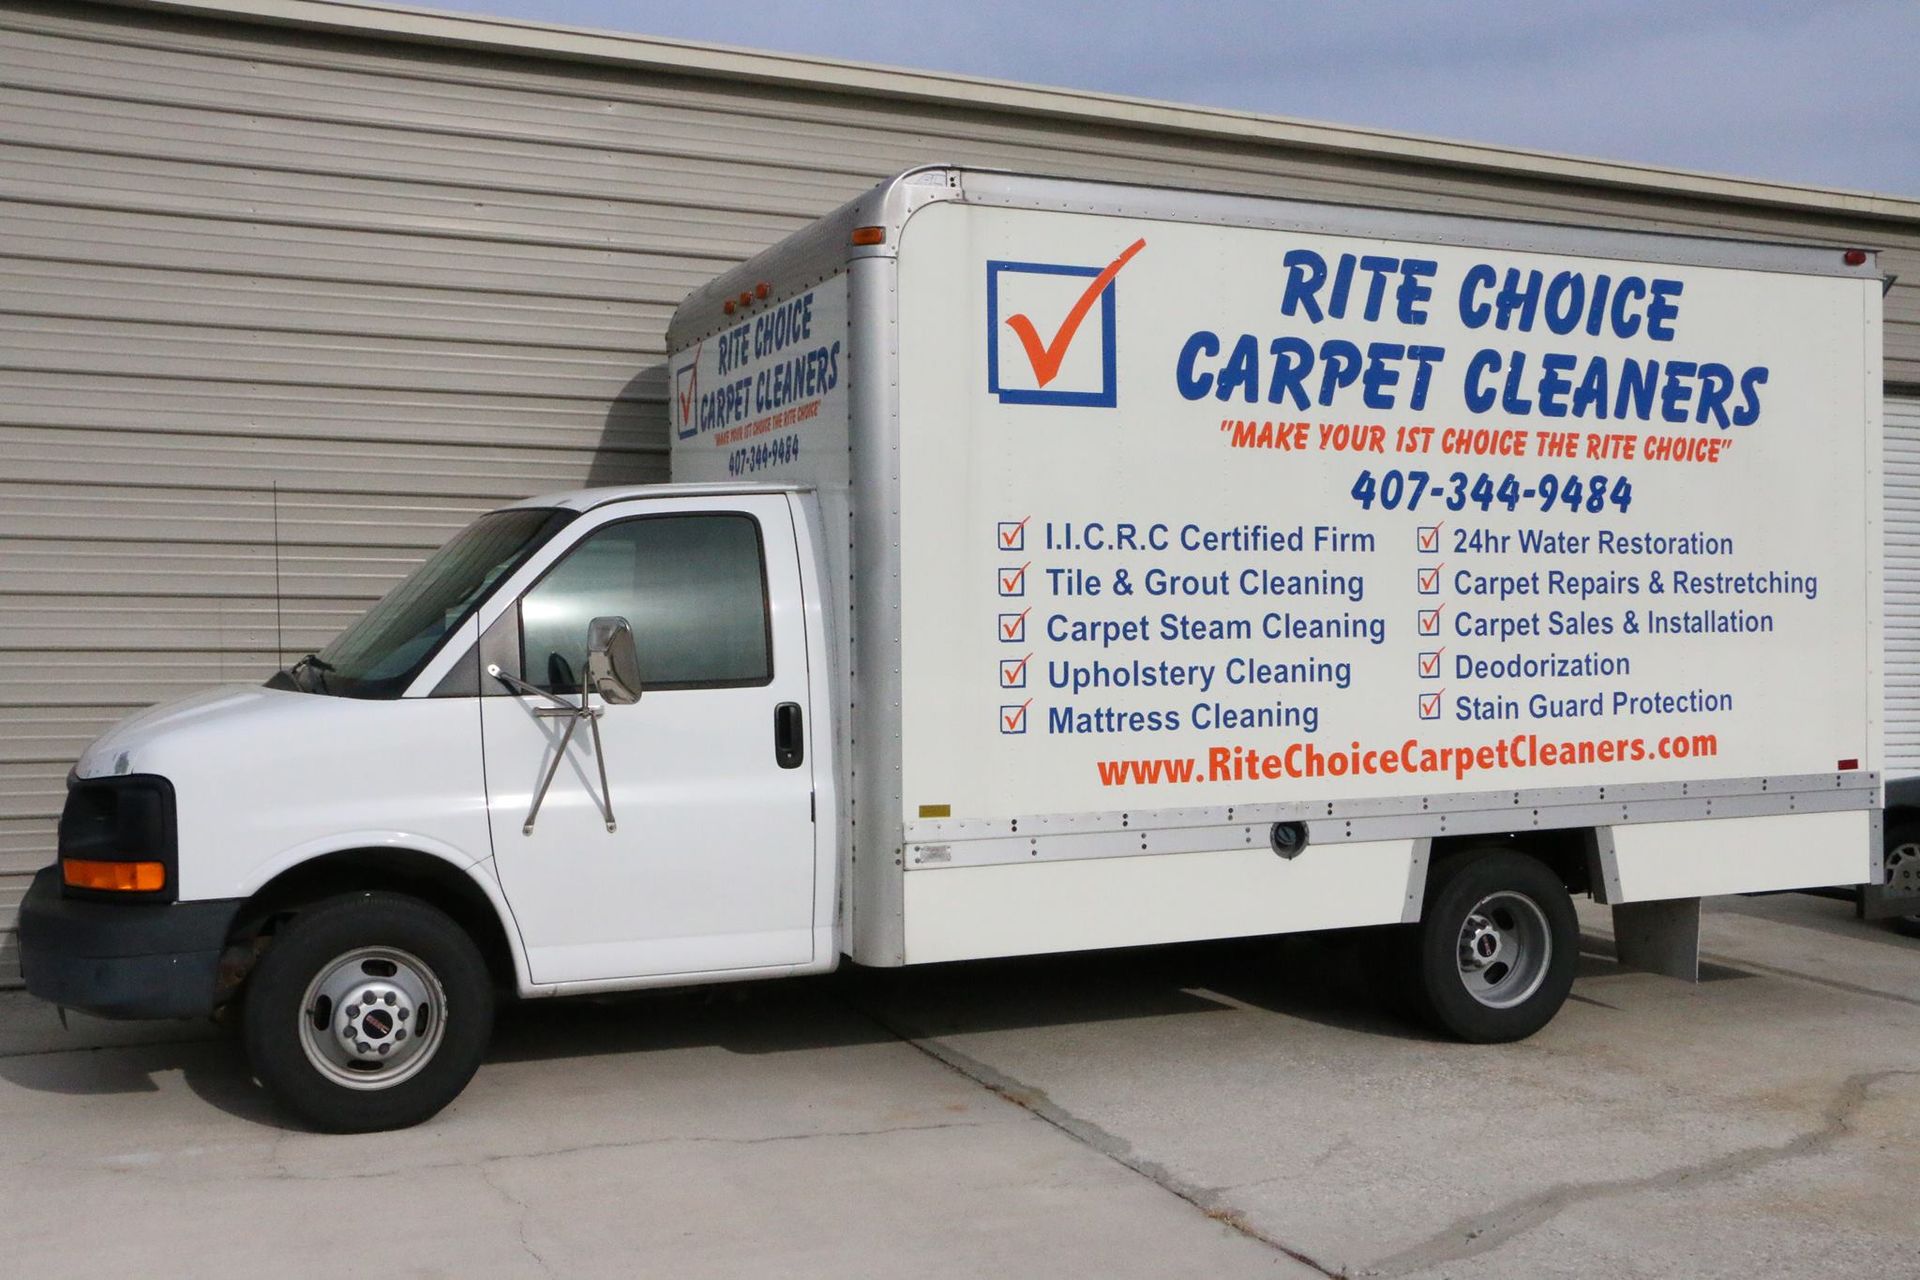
[20,167,1888,1132]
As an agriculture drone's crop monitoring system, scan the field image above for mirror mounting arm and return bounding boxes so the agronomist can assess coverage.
[487,663,617,835]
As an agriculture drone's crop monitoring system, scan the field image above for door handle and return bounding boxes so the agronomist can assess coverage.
[774,701,805,769]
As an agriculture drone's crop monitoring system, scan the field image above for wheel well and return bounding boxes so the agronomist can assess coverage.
[1430,829,1595,898]
[226,850,518,994]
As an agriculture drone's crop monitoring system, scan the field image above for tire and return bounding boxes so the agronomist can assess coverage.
[1407,847,1578,1043]
[242,891,494,1133]
[1884,820,1920,935]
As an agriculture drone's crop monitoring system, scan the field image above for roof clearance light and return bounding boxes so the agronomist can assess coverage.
[723,300,735,314]
[738,291,753,307]
[63,858,166,892]
[851,226,886,246]
[1844,249,1868,266]
[755,282,770,299]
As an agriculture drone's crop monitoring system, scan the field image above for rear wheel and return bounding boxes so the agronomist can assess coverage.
[1408,848,1578,1042]
[1883,820,1920,937]
[242,892,493,1132]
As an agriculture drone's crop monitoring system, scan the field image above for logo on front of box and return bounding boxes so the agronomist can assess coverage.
[986,238,1145,407]
[673,343,701,440]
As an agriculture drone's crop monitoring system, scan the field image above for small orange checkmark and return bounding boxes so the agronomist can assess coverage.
[1000,562,1030,594]
[1418,563,1442,592]
[1004,238,1147,387]
[1002,699,1033,732]
[1418,605,1445,634]
[1000,516,1031,548]
[676,343,700,424]
[1000,607,1031,640]
[1001,653,1032,686]
[1420,691,1443,717]
[1419,648,1443,676]
[1418,523,1441,552]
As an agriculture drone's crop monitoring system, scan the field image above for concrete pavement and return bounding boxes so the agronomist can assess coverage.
[0,893,1914,1278]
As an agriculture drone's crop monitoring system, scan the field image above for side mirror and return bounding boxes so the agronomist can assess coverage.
[585,616,643,704]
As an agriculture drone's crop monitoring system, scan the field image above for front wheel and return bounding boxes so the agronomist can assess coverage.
[242,892,494,1132]
[1408,848,1578,1042]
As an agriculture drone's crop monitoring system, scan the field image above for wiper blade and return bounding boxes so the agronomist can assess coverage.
[290,652,335,692]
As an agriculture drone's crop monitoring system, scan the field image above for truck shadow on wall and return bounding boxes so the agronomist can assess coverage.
[584,366,674,489]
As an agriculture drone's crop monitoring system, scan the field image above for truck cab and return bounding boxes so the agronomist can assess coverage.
[21,483,840,1131]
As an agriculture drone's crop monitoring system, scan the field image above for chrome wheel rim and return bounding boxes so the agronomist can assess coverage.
[1455,890,1552,1009]
[297,946,447,1090]
[1887,840,1919,894]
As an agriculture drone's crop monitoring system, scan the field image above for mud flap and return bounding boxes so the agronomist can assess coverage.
[1612,897,1701,982]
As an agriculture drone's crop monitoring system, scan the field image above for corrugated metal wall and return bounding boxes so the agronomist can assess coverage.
[1886,396,1920,773]
[3,0,1919,975]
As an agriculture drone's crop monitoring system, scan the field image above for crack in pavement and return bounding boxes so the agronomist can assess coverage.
[255,1116,994,1183]
[1357,1068,1920,1277]
[853,1001,1341,1278]
[478,1162,557,1277]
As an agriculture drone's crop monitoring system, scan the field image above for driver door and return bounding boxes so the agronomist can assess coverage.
[480,495,817,985]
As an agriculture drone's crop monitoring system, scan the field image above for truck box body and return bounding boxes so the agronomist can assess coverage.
[667,168,1883,967]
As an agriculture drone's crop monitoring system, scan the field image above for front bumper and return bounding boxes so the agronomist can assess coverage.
[18,866,244,1020]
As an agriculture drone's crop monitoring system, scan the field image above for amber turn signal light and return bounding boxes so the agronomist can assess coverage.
[63,858,166,892]
[850,226,886,246]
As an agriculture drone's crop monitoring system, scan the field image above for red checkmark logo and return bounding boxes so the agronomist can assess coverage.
[1002,700,1033,733]
[1000,608,1031,640]
[1419,648,1443,676]
[1004,238,1147,387]
[1418,564,1442,593]
[1001,653,1032,687]
[675,342,700,424]
[1418,605,1444,635]
[1420,691,1443,718]
[1000,563,1031,594]
[1417,523,1441,552]
[999,516,1031,549]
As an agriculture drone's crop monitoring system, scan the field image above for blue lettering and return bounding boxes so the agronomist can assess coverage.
[1646,278,1683,341]
[1176,331,1219,399]
[1216,333,1261,402]
[1464,349,1500,413]
[1266,337,1314,409]
[1280,250,1327,323]
[1732,367,1768,426]
[1537,352,1577,417]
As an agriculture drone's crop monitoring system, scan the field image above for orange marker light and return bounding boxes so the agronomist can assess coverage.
[723,300,736,314]
[63,858,166,892]
[755,282,770,299]
[738,291,753,307]
[850,226,886,246]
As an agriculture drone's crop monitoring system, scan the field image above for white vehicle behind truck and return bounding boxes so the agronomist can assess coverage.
[20,168,1887,1131]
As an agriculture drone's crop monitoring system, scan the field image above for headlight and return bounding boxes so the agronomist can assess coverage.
[57,774,178,901]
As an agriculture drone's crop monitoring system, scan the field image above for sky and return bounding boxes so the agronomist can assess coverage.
[404,0,1920,199]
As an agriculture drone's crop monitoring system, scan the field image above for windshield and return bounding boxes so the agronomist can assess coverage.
[282,507,574,699]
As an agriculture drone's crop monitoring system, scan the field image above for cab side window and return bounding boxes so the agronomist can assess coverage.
[519,514,772,693]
